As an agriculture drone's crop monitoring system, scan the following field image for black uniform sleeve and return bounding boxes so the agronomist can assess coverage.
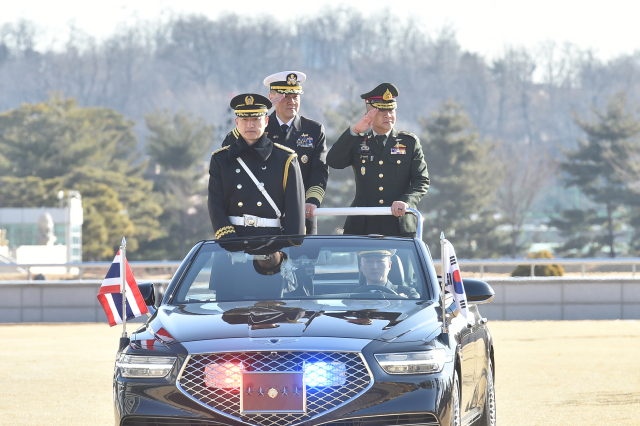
[282,154,305,236]
[221,128,239,148]
[326,127,358,169]
[305,123,329,207]
[398,137,430,207]
[207,154,236,239]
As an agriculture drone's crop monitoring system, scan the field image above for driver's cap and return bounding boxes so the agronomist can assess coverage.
[358,249,396,258]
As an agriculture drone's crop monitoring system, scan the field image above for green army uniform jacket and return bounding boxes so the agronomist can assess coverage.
[326,127,429,237]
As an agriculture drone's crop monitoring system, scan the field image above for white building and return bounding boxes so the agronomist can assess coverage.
[0,192,83,266]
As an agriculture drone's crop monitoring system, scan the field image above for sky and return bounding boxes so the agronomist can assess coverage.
[3,0,640,61]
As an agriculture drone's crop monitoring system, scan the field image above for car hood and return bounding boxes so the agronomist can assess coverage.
[148,299,441,344]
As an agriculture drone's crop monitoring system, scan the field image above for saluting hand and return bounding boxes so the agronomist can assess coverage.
[270,93,285,106]
[351,109,378,134]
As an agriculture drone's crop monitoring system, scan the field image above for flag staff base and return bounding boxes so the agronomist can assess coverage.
[118,336,130,352]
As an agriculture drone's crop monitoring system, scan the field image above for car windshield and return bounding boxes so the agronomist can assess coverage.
[173,236,433,303]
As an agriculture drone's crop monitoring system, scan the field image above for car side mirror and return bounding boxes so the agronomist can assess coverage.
[463,279,494,304]
[138,282,156,307]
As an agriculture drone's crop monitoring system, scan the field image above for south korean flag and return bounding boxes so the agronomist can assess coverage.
[443,240,470,320]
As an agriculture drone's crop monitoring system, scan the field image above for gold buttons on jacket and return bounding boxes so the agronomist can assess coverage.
[379,199,384,204]
[397,160,401,164]
[379,173,383,178]
[238,202,243,207]
[257,202,262,206]
[237,184,242,189]
[379,187,383,191]
[379,160,383,165]
[362,159,365,164]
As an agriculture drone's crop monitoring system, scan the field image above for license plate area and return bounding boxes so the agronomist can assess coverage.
[240,372,306,414]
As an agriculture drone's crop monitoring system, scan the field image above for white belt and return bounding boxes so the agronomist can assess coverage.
[229,215,281,228]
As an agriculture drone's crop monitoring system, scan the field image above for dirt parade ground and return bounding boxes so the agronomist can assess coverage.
[0,321,639,426]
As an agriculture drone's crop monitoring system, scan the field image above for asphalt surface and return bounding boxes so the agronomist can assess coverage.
[0,320,638,425]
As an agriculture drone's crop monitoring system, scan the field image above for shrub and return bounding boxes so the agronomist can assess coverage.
[511,250,565,277]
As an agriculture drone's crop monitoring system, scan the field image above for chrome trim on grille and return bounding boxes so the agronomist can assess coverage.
[176,350,374,426]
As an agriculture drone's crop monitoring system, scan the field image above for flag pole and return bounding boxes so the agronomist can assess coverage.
[119,237,129,351]
[440,232,448,334]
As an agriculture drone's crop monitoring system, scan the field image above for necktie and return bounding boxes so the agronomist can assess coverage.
[281,124,289,134]
[375,134,386,148]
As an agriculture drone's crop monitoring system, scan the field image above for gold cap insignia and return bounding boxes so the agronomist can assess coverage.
[383,89,393,101]
[268,388,278,398]
[245,95,254,105]
[287,73,297,85]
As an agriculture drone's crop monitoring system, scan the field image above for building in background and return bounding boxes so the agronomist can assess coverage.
[0,192,83,268]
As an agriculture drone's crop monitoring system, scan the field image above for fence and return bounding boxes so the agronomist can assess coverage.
[1,259,640,323]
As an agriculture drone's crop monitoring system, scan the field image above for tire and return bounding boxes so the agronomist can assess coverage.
[451,370,461,426]
[476,359,496,426]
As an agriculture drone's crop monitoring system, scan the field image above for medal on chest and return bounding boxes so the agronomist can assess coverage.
[390,140,406,155]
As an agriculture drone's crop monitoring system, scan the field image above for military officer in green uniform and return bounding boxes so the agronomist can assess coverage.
[208,93,305,239]
[221,71,329,234]
[326,83,429,237]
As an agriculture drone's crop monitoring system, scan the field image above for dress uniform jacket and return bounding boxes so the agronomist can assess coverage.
[326,127,429,237]
[223,112,329,234]
[208,134,305,239]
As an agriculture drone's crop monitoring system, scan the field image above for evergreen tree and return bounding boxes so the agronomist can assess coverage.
[560,92,640,257]
[140,109,215,259]
[0,96,163,260]
[419,99,508,258]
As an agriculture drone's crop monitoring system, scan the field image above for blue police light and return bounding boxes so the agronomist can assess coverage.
[304,362,347,387]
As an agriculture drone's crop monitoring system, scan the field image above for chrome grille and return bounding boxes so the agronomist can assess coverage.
[178,351,372,426]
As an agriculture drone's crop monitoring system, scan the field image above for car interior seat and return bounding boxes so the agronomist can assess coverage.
[211,253,285,301]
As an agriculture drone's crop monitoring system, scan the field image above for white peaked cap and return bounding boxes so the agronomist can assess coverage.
[263,71,307,87]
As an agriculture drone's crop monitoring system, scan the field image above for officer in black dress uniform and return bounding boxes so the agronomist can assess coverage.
[221,71,328,234]
[326,83,430,237]
[208,93,305,239]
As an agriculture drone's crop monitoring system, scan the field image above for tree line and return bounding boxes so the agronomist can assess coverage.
[1,10,640,259]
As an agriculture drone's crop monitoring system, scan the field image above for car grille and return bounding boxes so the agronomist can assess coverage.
[178,351,372,426]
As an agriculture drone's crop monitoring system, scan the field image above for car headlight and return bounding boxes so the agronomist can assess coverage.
[116,354,176,378]
[374,350,449,374]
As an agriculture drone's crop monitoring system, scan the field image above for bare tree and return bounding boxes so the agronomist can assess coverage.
[495,142,557,257]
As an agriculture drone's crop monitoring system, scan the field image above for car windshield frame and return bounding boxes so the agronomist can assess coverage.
[170,235,437,304]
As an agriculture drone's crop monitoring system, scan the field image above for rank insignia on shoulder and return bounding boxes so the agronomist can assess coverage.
[296,134,314,147]
[391,144,406,155]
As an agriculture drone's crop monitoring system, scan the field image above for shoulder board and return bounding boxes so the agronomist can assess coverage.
[212,146,230,156]
[398,131,419,140]
[397,131,419,141]
[232,128,239,138]
[274,143,296,154]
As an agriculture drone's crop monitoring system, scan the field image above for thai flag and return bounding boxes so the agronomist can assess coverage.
[97,250,148,326]
[443,240,470,320]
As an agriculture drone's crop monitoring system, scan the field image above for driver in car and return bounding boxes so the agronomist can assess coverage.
[359,250,419,299]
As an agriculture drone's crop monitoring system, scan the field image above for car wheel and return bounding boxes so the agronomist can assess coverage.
[476,359,496,426]
[451,370,461,426]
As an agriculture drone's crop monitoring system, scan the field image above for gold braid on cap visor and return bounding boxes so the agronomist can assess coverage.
[270,85,304,94]
[367,100,397,110]
[235,109,269,117]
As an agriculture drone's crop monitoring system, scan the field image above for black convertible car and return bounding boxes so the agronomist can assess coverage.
[114,209,496,426]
